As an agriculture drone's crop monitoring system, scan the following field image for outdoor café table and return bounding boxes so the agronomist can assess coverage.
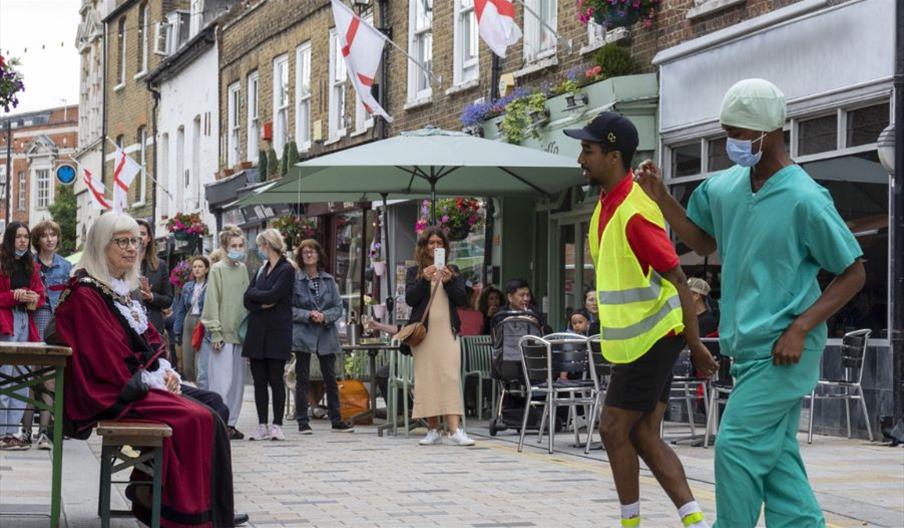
[340,342,400,433]
[0,341,72,527]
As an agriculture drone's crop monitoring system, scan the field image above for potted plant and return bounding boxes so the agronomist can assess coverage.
[0,54,25,113]
[578,0,661,30]
[272,215,318,250]
[500,92,548,144]
[166,212,209,241]
[369,240,386,276]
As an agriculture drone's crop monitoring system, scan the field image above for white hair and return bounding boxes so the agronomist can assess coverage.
[78,212,140,290]
[256,228,286,255]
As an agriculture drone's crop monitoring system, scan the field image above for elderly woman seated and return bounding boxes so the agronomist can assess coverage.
[49,213,247,527]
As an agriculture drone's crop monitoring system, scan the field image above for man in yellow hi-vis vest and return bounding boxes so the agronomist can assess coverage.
[565,113,718,528]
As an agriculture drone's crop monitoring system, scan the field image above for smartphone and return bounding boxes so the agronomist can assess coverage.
[433,247,446,269]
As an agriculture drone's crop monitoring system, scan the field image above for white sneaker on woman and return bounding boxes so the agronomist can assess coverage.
[418,429,443,446]
[248,424,270,441]
[447,428,475,446]
[269,424,286,441]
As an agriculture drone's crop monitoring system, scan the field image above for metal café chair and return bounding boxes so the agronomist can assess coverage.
[517,333,599,454]
[805,329,874,443]
[387,346,415,437]
[663,348,710,441]
[460,334,497,420]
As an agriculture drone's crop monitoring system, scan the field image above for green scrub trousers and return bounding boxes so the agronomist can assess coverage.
[713,347,825,528]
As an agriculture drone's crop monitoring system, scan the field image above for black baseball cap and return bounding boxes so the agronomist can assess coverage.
[564,111,639,160]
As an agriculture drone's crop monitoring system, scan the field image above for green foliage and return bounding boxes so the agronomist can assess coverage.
[48,184,77,255]
[499,92,548,144]
[258,150,268,180]
[266,148,279,180]
[280,141,299,177]
[593,44,639,79]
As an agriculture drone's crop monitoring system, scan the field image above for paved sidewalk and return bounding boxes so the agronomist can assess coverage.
[2,387,902,527]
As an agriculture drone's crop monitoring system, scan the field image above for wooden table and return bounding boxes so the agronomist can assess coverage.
[341,343,399,428]
[0,342,72,527]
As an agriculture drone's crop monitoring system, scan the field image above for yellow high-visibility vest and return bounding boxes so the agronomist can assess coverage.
[588,181,684,364]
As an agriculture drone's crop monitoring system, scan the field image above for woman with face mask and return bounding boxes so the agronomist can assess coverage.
[242,229,295,441]
[200,229,250,440]
[0,222,46,451]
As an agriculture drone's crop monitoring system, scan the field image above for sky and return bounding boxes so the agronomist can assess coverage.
[0,0,81,115]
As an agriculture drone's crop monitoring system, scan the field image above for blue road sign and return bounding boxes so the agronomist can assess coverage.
[56,164,76,185]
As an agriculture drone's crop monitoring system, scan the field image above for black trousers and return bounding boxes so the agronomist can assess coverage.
[295,352,341,425]
[181,384,230,426]
[249,359,287,426]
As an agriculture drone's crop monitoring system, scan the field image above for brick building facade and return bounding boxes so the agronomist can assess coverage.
[103,0,190,222]
[0,106,80,231]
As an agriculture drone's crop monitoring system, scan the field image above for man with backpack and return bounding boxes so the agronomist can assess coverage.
[565,112,718,528]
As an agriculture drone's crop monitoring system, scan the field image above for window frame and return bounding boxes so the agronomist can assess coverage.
[35,168,51,210]
[523,0,557,63]
[452,0,479,87]
[246,71,259,161]
[272,54,290,153]
[135,126,147,207]
[295,41,312,151]
[227,82,241,167]
[136,3,149,76]
[117,16,126,87]
[17,171,26,211]
[328,29,348,141]
[407,0,433,103]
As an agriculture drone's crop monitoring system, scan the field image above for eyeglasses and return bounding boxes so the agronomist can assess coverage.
[112,237,141,250]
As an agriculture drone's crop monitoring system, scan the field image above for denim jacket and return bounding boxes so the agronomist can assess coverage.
[171,280,207,337]
[291,270,343,355]
[36,253,73,311]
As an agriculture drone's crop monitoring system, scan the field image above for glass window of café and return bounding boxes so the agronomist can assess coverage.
[664,100,892,341]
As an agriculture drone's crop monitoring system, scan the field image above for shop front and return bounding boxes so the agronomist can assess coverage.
[653,0,895,437]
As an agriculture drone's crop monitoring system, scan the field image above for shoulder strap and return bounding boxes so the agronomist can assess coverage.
[419,279,442,324]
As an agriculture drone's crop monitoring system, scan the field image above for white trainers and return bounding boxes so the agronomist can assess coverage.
[269,424,286,441]
[447,428,475,446]
[36,432,52,451]
[248,424,271,441]
[418,429,443,446]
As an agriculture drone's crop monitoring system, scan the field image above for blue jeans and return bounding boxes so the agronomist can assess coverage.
[0,310,30,436]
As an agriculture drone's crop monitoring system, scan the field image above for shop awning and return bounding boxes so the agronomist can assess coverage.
[236,127,583,210]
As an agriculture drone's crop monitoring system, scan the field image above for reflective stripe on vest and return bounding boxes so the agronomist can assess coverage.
[600,294,680,340]
[598,273,663,305]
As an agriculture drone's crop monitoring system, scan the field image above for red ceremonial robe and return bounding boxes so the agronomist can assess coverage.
[54,277,234,527]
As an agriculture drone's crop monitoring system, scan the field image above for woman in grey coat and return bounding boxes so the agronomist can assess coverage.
[292,239,354,434]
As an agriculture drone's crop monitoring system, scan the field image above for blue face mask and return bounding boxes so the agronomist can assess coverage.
[725,132,766,167]
[256,248,267,260]
[14,249,27,258]
[227,250,245,262]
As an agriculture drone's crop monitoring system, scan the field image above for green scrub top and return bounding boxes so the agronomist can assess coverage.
[687,164,862,362]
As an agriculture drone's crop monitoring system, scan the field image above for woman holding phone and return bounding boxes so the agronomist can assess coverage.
[404,227,474,446]
[135,219,173,346]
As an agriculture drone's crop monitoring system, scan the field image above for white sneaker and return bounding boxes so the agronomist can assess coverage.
[447,428,475,446]
[36,432,52,450]
[248,424,270,441]
[418,429,443,446]
[269,424,286,441]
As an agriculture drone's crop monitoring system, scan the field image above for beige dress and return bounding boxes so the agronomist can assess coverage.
[412,285,463,419]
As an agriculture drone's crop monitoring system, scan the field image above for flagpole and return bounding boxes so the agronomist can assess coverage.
[105,136,174,200]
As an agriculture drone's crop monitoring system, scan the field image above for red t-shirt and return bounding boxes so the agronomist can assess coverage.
[597,172,679,275]
[457,308,485,336]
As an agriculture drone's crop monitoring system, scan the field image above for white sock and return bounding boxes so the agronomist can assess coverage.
[620,500,640,520]
[678,501,708,528]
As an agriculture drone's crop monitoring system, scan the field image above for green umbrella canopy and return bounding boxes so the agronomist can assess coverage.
[237,179,429,206]
[238,127,583,208]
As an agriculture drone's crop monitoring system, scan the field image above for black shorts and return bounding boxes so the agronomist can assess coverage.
[604,335,686,413]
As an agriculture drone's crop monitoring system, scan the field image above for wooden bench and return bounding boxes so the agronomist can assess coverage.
[96,421,172,528]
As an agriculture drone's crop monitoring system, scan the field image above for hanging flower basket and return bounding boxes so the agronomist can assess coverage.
[415,198,485,242]
[169,261,192,289]
[272,215,319,249]
[167,212,209,240]
[173,230,190,241]
[0,55,25,113]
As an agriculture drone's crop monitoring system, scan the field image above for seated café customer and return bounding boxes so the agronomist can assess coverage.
[569,308,593,336]
[478,285,503,334]
[457,283,485,336]
[50,213,247,527]
[490,278,552,334]
[688,277,718,337]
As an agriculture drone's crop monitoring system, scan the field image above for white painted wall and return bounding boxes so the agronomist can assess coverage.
[155,43,218,240]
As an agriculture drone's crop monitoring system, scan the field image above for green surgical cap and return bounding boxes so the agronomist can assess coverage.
[719,79,786,132]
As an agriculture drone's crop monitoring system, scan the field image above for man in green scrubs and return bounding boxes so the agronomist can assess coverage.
[636,78,866,527]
